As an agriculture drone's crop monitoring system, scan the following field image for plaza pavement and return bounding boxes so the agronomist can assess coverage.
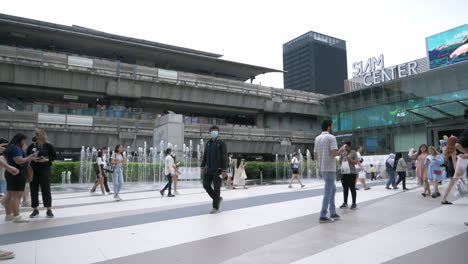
[0,179,467,264]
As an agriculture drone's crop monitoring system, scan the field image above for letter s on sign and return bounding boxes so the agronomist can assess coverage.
[352,62,362,77]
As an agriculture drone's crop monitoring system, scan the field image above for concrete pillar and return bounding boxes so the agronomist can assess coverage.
[153,113,185,156]
[256,113,265,128]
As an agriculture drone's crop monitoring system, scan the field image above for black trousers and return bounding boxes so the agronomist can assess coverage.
[203,169,222,209]
[161,174,172,194]
[371,172,376,181]
[30,166,52,208]
[341,173,357,204]
[396,171,407,189]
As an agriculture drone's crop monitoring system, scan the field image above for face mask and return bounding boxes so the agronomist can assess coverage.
[32,136,37,143]
[210,131,219,138]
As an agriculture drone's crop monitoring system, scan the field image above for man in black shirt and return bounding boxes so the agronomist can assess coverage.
[201,126,228,214]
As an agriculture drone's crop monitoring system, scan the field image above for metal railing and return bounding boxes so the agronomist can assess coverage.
[0,45,324,104]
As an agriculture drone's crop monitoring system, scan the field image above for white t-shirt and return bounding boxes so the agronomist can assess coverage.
[355,152,362,169]
[97,156,107,166]
[111,153,124,167]
[164,155,175,175]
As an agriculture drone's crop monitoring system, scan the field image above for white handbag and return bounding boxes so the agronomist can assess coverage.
[341,157,351,174]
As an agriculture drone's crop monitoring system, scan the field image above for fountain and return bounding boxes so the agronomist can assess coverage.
[306,149,312,179]
[298,149,305,178]
[275,153,279,181]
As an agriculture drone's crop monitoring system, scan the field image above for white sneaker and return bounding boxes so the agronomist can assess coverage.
[4,215,13,222]
[13,215,29,223]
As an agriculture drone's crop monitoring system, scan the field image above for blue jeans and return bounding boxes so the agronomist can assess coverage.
[386,171,396,187]
[113,167,124,194]
[0,180,6,194]
[320,171,337,218]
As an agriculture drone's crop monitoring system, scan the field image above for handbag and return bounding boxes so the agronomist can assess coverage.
[341,157,351,174]
[104,164,115,173]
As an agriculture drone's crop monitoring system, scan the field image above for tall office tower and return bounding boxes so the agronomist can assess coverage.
[283,31,347,95]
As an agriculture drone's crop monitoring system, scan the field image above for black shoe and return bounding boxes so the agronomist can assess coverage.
[431,193,437,198]
[339,203,348,209]
[30,209,39,218]
[330,213,341,220]
[319,217,334,223]
[441,201,453,205]
[355,187,360,190]
[46,210,54,218]
[403,188,409,191]
[421,193,427,197]
[167,194,175,197]
[386,186,392,190]
[350,204,357,210]
[160,190,164,196]
[436,192,441,197]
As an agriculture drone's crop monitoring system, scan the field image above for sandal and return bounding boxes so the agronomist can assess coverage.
[421,193,427,197]
[0,250,15,260]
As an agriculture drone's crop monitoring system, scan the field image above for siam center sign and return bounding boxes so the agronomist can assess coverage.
[352,55,419,86]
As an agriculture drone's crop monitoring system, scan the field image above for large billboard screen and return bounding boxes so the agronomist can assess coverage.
[426,24,468,69]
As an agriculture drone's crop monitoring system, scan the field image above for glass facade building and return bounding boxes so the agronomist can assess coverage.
[283,31,348,95]
[323,60,468,154]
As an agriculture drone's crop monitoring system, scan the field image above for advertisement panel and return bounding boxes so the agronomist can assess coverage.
[426,24,468,69]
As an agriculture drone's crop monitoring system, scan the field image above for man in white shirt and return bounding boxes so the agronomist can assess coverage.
[314,120,343,223]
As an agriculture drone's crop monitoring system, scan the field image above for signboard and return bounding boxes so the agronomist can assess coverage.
[426,24,468,69]
[352,55,419,87]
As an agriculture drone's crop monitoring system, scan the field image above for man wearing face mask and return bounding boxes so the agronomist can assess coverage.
[201,126,228,214]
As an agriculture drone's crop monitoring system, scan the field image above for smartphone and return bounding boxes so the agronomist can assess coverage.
[0,138,8,145]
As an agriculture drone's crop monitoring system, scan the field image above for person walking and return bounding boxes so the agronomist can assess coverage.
[425,146,444,198]
[27,129,57,218]
[288,153,305,188]
[172,154,181,194]
[441,136,460,204]
[226,154,234,189]
[233,159,248,189]
[395,153,409,190]
[201,126,228,214]
[355,146,370,190]
[455,109,468,225]
[339,142,359,210]
[90,148,108,195]
[370,164,377,181]
[314,120,342,223]
[385,154,398,190]
[111,144,127,201]
[410,144,429,194]
[160,148,175,197]
[3,133,36,223]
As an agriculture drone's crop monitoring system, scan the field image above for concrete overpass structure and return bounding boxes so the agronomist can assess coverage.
[0,14,328,159]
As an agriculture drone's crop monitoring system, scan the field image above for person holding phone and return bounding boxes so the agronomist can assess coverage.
[3,133,36,223]
[27,129,57,218]
[425,146,444,198]
[111,144,127,201]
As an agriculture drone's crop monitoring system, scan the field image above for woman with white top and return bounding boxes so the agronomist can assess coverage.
[160,148,175,197]
[355,146,370,190]
[288,153,305,189]
[90,147,108,195]
[111,144,127,201]
[233,159,248,189]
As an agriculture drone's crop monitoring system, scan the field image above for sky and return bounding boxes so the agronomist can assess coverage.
[2,0,468,88]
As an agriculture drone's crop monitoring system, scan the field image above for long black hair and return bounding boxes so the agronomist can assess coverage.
[6,133,27,156]
[165,148,172,156]
[394,153,403,168]
[416,144,428,158]
[114,144,123,154]
[97,146,108,158]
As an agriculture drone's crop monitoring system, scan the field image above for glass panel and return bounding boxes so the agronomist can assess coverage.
[410,107,447,119]
[433,102,465,116]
